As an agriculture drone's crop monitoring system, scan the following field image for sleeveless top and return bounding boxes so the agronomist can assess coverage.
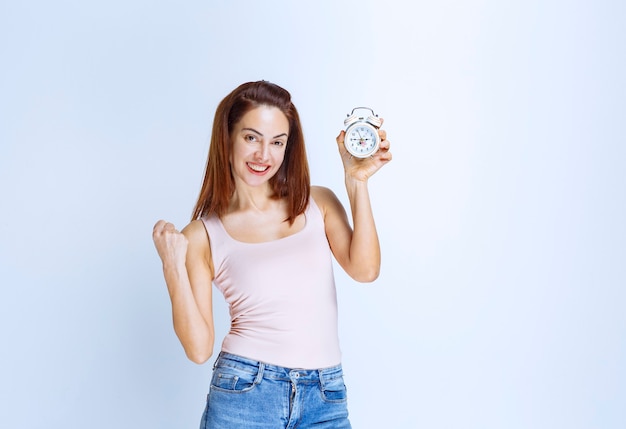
[201,198,341,369]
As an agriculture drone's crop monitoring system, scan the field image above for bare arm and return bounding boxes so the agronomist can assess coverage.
[152,219,215,364]
[313,127,392,282]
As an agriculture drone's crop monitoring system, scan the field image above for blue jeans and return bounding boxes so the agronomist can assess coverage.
[199,352,352,429]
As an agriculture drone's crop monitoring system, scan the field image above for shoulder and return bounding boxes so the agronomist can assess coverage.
[311,185,339,204]
[311,186,334,212]
[311,185,345,219]
[182,219,210,251]
[182,219,214,273]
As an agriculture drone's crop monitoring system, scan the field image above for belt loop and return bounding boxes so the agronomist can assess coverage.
[255,362,265,385]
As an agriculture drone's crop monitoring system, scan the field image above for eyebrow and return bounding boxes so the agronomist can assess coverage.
[241,127,288,139]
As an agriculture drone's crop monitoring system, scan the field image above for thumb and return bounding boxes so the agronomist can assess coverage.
[336,130,345,145]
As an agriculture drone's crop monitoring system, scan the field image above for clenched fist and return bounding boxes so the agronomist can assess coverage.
[152,220,189,267]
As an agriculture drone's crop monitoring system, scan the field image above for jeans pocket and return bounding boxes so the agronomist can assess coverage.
[210,363,259,393]
[320,375,348,403]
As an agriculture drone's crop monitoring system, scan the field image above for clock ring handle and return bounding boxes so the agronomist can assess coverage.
[348,107,377,117]
[344,107,382,129]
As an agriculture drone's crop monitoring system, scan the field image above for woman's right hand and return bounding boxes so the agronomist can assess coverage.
[152,219,215,363]
[152,220,189,267]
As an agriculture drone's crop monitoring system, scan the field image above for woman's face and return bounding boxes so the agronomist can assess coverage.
[230,105,289,189]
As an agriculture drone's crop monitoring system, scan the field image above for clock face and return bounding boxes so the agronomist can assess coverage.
[346,124,379,157]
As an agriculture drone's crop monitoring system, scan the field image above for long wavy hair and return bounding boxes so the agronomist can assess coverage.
[191,81,310,224]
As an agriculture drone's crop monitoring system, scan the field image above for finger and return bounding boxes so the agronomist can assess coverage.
[380,138,391,151]
[378,129,387,141]
[154,220,179,237]
[336,130,351,159]
[153,219,168,234]
[378,149,392,162]
[335,130,345,145]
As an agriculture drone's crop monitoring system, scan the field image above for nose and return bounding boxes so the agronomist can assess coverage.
[255,143,270,161]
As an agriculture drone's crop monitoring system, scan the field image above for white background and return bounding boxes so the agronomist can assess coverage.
[1,1,624,428]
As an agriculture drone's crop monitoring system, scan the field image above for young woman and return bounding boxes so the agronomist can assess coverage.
[153,81,392,428]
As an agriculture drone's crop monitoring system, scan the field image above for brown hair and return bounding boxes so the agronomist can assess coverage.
[191,81,310,224]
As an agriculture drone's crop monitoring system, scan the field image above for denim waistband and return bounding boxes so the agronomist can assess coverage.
[214,351,344,382]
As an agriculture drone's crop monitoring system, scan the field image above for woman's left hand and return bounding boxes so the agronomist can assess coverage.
[336,124,392,182]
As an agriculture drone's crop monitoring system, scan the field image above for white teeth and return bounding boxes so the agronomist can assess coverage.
[247,163,269,172]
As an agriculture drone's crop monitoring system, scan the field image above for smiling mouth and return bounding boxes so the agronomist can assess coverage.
[247,162,270,173]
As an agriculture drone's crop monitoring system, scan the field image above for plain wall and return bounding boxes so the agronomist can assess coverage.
[1,0,624,428]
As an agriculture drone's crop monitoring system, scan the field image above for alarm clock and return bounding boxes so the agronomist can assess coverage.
[343,107,383,158]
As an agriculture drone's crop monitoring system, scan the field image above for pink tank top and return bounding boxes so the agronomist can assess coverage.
[201,198,341,369]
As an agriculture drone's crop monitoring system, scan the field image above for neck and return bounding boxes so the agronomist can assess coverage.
[229,184,277,213]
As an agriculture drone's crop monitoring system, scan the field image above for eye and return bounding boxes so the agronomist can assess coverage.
[273,140,285,146]
[245,134,257,142]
